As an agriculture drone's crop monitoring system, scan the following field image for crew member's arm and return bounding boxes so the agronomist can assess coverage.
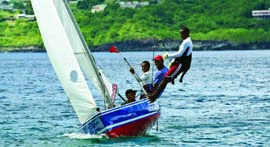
[129,67,142,82]
[153,72,163,90]
[167,41,188,58]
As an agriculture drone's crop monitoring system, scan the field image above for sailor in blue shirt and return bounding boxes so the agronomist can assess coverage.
[152,55,169,98]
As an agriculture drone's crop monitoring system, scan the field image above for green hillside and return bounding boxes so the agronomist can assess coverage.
[0,0,270,51]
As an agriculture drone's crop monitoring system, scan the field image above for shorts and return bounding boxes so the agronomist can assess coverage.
[165,62,184,80]
[143,84,155,93]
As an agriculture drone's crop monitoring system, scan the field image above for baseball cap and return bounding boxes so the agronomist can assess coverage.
[125,89,137,96]
[153,55,163,61]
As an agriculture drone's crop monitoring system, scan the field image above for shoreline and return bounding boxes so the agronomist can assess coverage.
[1,40,270,52]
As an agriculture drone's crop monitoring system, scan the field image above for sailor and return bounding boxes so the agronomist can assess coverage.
[148,26,193,102]
[129,60,154,93]
[139,55,169,100]
[152,55,169,96]
[121,89,137,105]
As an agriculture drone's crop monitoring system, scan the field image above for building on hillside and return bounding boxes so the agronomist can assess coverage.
[0,0,12,11]
[252,9,270,19]
[68,0,78,4]
[0,0,10,3]
[91,4,107,13]
[14,13,35,21]
[140,1,150,6]
[118,1,149,9]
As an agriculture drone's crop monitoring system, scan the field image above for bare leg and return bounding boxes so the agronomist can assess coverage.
[148,77,170,102]
[179,70,187,83]
[179,66,190,83]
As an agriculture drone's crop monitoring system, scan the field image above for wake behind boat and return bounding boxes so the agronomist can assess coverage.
[31,0,160,138]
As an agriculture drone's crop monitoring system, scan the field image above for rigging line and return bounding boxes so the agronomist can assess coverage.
[74,51,86,55]
[158,39,167,52]
[151,36,156,85]
[161,40,174,67]
[118,93,127,102]
[64,0,113,109]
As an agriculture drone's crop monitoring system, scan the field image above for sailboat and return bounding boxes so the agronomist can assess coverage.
[31,0,160,138]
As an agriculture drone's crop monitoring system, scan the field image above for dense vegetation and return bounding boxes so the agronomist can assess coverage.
[0,0,270,51]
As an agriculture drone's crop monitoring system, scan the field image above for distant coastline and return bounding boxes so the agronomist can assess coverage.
[1,40,270,52]
[91,40,270,52]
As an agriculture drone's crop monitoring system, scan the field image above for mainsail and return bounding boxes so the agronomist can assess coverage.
[31,0,113,123]
[52,0,114,106]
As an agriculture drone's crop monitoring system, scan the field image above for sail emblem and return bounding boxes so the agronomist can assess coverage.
[70,70,78,82]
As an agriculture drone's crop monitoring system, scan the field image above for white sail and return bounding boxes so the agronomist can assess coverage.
[31,0,97,124]
[52,0,114,107]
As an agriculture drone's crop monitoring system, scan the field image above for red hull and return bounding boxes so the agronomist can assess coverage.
[106,113,160,138]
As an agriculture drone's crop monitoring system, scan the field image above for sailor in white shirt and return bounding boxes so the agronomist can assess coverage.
[129,61,153,93]
[165,27,193,83]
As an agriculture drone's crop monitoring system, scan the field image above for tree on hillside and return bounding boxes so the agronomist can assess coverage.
[11,0,26,10]
[77,0,89,9]
[25,0,33,15]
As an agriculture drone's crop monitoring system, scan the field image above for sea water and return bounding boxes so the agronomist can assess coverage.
[0,50,270,147]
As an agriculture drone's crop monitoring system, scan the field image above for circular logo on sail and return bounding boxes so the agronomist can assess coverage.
[70,70,78,82]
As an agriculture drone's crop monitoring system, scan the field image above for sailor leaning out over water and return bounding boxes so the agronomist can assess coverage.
[148,26,193,102]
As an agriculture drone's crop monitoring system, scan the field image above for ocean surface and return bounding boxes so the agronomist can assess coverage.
[0,50,270,147]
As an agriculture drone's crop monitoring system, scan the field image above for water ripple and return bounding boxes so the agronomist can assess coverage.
[1,51,270,146]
